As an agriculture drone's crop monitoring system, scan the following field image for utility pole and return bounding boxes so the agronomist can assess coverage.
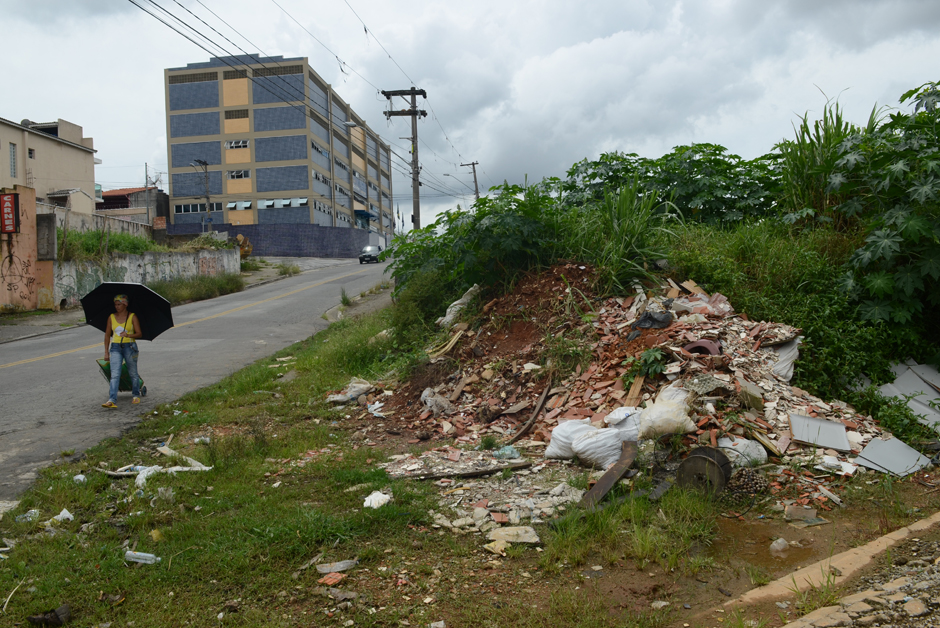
[145,163,151,229]
[461,161,480,201]
[382,88,427,230]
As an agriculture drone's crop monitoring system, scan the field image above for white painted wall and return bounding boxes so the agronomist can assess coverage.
[52,248,239,309]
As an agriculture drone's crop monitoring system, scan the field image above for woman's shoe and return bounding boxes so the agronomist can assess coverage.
[102,400,117,408]
[132,397,141,404]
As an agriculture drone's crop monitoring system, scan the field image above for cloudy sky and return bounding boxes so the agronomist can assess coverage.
[3,0,940,227]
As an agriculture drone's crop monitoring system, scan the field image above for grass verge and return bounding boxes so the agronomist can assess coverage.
[146,274,245,306]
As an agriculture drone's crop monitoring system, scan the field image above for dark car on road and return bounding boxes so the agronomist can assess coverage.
[359,245,382,264]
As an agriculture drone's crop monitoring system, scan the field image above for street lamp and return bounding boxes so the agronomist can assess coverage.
[190,159,211,233]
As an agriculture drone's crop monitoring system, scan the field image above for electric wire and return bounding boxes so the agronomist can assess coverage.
[132,0,470,216]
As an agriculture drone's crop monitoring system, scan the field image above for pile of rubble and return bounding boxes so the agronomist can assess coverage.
[330,263,935,518]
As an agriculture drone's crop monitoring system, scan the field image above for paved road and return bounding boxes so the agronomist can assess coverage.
[0,260,390,501]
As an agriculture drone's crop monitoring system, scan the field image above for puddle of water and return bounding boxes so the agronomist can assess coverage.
[712,517,823,574]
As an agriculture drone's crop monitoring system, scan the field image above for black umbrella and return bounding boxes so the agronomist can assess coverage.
[81,282,174,341]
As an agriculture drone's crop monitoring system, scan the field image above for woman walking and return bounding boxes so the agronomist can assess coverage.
[102,293,143,408]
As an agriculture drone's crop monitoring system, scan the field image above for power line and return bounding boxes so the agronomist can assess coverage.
[269,0,381,92]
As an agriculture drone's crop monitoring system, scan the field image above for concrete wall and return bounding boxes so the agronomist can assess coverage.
[37,202,152,238]
[53,248,239,309]
[0,118,97,214]
[0,186,48,311]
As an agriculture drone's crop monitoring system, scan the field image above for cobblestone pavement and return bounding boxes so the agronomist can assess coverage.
[782,535,940,628]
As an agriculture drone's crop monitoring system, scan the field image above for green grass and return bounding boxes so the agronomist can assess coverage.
[538,487,718,575]
[0,309,438,627]
[340,286,353,307]
[275,262,301,277]
[146,273,245,306]
[58,228,172,261]
[240,258,263,272]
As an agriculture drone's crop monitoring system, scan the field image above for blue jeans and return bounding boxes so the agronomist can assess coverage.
[109,342,140,401]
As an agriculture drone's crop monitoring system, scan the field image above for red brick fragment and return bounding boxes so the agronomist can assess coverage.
[318,572,347,586]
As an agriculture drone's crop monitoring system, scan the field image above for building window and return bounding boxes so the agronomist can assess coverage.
[168,71,218,84]
[174,202,222,214]
[9,143,16,177]
[28,148,35,159]
[223,69,248,80]
[227,170,250,179]
[254,65,303,77]
[311,142,328,157]
[224,109,249,120]
[334,158,348,173]
[225,139,249,149]
[314,172,330,185]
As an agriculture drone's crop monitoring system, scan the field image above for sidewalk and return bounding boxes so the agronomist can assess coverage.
[0,256,357,344]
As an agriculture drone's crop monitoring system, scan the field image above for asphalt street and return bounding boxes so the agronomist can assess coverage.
[0,259,390,501]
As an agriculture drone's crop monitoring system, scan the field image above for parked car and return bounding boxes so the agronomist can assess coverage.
[359,245,382,264]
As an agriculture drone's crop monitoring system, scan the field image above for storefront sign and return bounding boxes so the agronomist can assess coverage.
[0,193,19,234]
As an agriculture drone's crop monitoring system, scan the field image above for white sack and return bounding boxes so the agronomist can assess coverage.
[656,382,691,405]
[544,419,596,459]
[637,400,696,440]
[571,429,631,469]
[772,338,802,382]
[717,436,767,467]
[605,407,640,442]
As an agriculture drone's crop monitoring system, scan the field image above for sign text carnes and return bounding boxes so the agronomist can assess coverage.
[0,193,19,234]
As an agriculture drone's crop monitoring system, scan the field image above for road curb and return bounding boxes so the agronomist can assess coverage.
[724,508,940,609]
[0,322,88,345]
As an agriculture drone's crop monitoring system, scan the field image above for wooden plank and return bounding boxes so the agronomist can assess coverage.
[507,381,552,445]
[623,375,645,406]
[449,376,470,402]
[580,440,638,510]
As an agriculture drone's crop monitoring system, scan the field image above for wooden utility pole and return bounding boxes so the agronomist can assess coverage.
[461,161,480,201]
[382,88,427,230]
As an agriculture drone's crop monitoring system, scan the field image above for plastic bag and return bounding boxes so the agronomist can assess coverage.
[605,406,640,442]
[436,284,481,328]
[632,311,673,330]
[717,436,767,467]
[571,429,631,469]
[326,377,374,404]
[363,491,391,509]
[637,400,696,440]
[544,419,596,459]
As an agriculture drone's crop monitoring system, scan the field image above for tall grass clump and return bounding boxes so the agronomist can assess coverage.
[389,270,458,348]
[58,228,170,261]
[557,180,677,292]
[774,100,869,224]
[147,273,244,305]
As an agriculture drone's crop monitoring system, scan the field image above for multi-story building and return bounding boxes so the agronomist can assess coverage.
[164,55,394,243]
[0,117,99,213]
